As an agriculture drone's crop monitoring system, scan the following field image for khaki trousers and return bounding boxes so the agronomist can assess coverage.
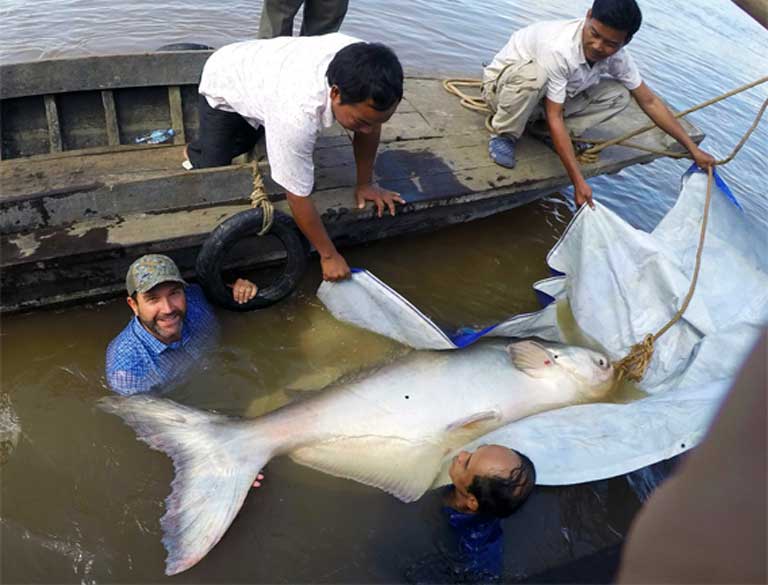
[482,60,631,139]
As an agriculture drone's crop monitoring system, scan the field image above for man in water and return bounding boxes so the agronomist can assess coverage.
[432,445,536,581]
[105,254,257,395]
[483,0,716,207]
[184,35,405,282]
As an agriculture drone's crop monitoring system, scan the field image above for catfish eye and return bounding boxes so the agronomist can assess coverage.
[598,358,606,367]
[553,354,559,359]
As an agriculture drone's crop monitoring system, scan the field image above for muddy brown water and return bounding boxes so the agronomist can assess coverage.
[1,0,766,582]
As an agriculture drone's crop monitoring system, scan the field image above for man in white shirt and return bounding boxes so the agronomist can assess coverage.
[185,34,404,281]
[483,0,715,208]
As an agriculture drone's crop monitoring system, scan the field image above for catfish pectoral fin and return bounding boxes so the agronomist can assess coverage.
[290,435,445,503]
[445,410,501,431]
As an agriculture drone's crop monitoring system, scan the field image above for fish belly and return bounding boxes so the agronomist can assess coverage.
[258,340,564,501]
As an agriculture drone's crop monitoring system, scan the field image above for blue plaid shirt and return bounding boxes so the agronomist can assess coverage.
[106,285,220,395]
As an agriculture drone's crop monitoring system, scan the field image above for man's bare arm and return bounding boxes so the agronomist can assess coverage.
[545,98,595,208]
[353,126,404,217]
[630,83,716,169]
[286,192,350,281]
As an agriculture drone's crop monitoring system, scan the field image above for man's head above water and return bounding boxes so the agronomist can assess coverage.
[447,444,536,518]
[125,254,188,344]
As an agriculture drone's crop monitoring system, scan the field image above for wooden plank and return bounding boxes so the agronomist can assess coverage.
[101,90,121,146]
[0,52,211,100]
[43,95,63,153]
[168,86,186,144]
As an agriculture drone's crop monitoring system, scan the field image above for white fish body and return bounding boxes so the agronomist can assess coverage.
[100,339,614,575]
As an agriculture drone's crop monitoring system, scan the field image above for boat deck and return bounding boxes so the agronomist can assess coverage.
[0,58,701,312]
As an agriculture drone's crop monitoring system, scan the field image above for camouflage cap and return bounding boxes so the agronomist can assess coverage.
[126,254,186,296]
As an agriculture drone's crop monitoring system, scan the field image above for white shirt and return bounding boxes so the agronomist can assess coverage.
[199,33,360,196]
[484,18,642,104]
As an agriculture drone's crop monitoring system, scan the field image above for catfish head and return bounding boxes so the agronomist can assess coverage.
[506,339,615,400]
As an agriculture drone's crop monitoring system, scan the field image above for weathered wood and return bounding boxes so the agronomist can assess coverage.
[0,57,705,312]
[1,163,254,235]
[0,52,211,100]
[43,95,63,153]
[168,86,187,144]
[101,90,121,146]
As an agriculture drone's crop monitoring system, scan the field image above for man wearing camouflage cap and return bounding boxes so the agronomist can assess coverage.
[105,254,257,395]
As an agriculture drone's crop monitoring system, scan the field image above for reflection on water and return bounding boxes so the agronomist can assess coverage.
[2,0,766,582]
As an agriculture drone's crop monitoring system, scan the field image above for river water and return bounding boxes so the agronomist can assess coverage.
[1,1,766,583]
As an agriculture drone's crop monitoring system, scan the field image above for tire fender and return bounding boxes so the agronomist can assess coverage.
[196,209,308,311]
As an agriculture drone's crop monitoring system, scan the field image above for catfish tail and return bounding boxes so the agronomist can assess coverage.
[98,395,274,575]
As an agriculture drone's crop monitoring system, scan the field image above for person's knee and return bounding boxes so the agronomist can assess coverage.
[499,61,547,92]
[187,144,235,169]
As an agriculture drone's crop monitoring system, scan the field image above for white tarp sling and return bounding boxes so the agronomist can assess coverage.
[317,169,768,486]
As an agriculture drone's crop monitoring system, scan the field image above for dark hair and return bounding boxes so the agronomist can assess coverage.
[326,42,404,111]
[468,450,536,518]
[591,0,642,43]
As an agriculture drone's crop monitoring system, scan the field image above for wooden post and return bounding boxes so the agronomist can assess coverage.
[101,90,121,146]
[44,95,63,153]
[168,86,186,144]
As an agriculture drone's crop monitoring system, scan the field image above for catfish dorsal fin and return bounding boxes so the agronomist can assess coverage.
[507,340,558,378]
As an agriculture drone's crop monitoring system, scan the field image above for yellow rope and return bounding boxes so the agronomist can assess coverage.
[442,78,495,133]
[577,76,768,163]
[249,160,274,236]
[614,166,715,382]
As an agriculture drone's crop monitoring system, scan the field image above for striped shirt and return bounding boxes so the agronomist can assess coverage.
[105,285,219,395]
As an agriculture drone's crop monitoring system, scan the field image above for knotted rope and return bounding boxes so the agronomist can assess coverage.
[249,160,274,236]
[613,165,715,382]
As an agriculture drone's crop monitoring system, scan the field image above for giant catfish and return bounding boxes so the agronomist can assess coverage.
[99,338,614,574]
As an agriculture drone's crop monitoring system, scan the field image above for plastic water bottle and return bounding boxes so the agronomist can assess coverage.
[135,128,176,144]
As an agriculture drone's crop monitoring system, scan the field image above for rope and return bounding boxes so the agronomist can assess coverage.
[249,160,274,236]
[443,74,767,382]
[614,166,715,382]
[442,78,495,133]
[577,76,768,163]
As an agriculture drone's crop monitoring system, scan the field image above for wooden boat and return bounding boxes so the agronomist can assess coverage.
[0,50,702,313]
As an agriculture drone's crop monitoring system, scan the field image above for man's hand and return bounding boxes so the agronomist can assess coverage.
[252,473,265,488]
[355,183,405,218]
[321,251,351,281]
[574,179,594,209]
[691,146,716,171]
[227,278,258,304]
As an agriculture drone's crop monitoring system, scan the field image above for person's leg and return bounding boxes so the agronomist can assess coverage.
[258,0,304,38]
[300,0,349,35]
[483,60,548,140]
[483,60,547,167]
[561,80,631,138]
[186,95,263,169]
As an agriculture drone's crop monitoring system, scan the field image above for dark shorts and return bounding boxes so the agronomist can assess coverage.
[186,94,264,168]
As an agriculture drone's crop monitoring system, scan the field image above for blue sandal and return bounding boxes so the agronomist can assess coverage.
[488,136,518,168]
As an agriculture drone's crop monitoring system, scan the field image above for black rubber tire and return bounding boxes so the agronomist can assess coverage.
[196,209,308,311]
[156,43,214,51]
